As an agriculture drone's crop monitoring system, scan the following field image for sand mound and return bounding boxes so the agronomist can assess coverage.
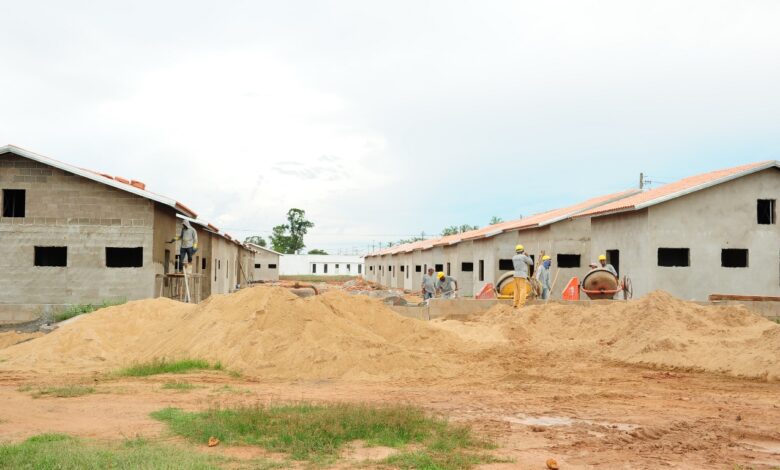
[0,287,469,381]
[0,331,43,350]
[479,291,780,380]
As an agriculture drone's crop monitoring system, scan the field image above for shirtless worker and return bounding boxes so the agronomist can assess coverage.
[511,244,534,308]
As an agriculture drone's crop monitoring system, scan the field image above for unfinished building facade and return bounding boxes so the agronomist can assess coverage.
[365,161,780,301]
[0,145,255,322]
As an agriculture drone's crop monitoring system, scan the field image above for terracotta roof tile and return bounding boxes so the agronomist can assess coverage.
[578,161,778,218]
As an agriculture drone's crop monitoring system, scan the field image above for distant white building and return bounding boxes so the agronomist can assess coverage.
[279,254,364,277]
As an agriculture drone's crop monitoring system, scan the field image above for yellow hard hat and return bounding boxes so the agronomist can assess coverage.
[542,255,551,261]
[437,272,445,279]
[515,244,524,252]
[598,254,607,261]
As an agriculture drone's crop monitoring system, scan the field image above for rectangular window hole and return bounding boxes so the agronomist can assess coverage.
[435,264,443,272]
[478,260,485,281]
[461,262,474,272]
[106,247,142,268]
[557,254,581,268]
[2,189,25,217]
[757,199,776,224]
[254,263,262,269]
[498,259,514,271]
[268,263,277,269]
[721,249,748,268]
[658,248,690,267]
[35,246,67,267]
[415,265,422,273]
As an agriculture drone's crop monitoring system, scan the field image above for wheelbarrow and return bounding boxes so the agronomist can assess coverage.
[580,268,633,300]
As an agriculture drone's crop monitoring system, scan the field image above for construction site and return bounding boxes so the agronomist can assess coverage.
[3,2,780,468]
[1,144,780,469]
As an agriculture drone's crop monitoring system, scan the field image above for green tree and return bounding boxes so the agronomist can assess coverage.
[244,235,267,247]
[308,249,328,255]
[269,208,315,254]
[441,226,459,236]
[489,216,503,225]
[441,225,479,236]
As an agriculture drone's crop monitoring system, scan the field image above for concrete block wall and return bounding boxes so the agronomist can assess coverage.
[0,152,156,311]
[251,249,280,281]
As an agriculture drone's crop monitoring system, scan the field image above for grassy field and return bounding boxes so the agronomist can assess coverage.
[152,402,498,468]
[117,359,223,377]
[0,434,228,470]
[279,275,357,283]
[54,298,126,323]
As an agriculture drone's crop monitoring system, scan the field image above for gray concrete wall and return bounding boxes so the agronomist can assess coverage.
[251,250,280,282]
[0,151,156,320]
[590,209,651,296]
[649,169,778,299]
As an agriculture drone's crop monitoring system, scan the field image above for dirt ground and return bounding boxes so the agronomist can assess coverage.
[1,288,779,469]
[1,358,779,469]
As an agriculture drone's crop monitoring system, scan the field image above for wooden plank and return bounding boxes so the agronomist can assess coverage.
[709,294,780,302]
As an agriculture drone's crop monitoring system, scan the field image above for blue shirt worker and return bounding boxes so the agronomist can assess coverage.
[512,244,534,308]
[535,255,552,300]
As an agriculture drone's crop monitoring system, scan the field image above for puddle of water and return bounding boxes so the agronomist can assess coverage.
[505,414,639,431]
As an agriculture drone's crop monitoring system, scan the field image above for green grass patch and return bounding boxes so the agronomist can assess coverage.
[161,381,198,392]
[54,298,126,323]
[152,402,494,467]
[0,433,225,469]
[117,359,222,377]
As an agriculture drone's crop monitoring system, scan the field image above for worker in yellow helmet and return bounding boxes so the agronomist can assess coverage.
[535,255,552,300]
[511,244,533,308]
[436,271,458,299]
[598,254,617,277]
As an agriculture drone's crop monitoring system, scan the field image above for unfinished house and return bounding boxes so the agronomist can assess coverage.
[0,145,255,322]
[364,190,638,297]
[247,244,281,282]
[582,161,780,300]
[366,160,780,301]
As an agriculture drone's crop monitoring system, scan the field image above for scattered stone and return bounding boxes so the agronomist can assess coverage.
[208,436,219,447]
[546,458,560,469]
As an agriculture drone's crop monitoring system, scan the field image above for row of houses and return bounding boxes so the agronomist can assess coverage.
[0,145,281,323]
[364,161,780,301]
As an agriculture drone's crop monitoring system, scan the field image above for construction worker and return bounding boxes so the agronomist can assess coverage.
[599,254,617,277]
[436,272,458,299]
[536,255,552,300]
[421,268,437,301]
[512,244,533,308]
[169,219,198,272]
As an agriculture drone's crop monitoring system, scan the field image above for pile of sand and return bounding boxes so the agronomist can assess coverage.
[0,287,471,381]
[476,291,780,381]
[0,331,43,350]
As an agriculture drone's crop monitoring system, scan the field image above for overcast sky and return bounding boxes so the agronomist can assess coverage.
[2,1,779,254]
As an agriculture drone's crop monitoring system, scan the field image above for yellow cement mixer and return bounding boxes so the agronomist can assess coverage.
[495,272,542,300]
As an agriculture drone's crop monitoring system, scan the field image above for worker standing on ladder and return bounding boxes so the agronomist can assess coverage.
[169,219,198,272]
[512,244,533,308]
[599,254,617,277]
[536,255,552,300]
